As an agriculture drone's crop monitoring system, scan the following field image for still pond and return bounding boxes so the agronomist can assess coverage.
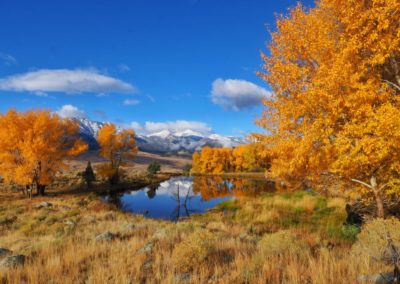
[103,175,275,221]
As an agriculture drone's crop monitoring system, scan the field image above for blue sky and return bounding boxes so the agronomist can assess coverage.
[0,0,314,136]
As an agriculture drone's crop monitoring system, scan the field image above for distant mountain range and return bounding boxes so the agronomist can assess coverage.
[74,118,246,155]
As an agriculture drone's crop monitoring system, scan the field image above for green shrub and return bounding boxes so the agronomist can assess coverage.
[217,200,240,211]
[182,163,192,176]
[341,225,361,241]
[81,161,96,188]
[147,161,161,175]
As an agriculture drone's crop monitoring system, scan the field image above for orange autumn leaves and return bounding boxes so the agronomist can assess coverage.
[192,143,270,174]
[0,110,138,193]
[257,0,400,217]
[0,110,87,194]
[96,124,138,184]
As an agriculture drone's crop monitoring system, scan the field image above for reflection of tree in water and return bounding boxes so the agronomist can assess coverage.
[192,176,275,201]
[146,184,157,199]
[170,183,200,222]
[103,192,124,208]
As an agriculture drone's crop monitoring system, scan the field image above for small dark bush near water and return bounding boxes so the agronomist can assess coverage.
[147,161,161,175]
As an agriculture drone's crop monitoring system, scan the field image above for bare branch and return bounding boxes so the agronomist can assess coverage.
[379,183,389,191]
[351,178,372,189]
[382,79,400,92]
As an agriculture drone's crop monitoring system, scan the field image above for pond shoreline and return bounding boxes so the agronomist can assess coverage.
[102,175,276,221]
[95,172,182,196]
[191,172,266,178]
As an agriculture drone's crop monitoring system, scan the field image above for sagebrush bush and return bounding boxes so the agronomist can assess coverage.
[258,230,309,260]
[352,218,400,263]
[171,229,216,272]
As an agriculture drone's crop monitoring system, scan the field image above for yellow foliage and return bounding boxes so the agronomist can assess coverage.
[0,109,87,193]
[257,0,400,217]
[191,143,270,174]
[97,124,137,182]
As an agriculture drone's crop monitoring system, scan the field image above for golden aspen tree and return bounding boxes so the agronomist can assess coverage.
[191,152,201,173]
[258,0,400,218]
[0,109,88,195]
[97,124,138,184]
[191,145,268,174]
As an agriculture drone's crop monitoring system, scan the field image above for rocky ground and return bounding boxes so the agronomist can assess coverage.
[0,185,392,283]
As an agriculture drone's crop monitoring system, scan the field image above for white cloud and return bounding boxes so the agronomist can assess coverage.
[130,121,143,132]
[0,53,17,65]
[57,104,87,119]
[0,68,135,94]
[211,78,271,111]
[130,120,213,136]
[123,99,140,106]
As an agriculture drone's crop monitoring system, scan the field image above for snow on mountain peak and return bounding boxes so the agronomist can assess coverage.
[74,117,246,154]
[174,129,205,137]
[148,130,171,138]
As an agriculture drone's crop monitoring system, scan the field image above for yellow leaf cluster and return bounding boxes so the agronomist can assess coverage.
[0,109,88,191]
[257,0,400,211]
[192,144,270,174]
[97,124,137,181]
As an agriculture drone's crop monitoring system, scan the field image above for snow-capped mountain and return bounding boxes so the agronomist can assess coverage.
[75,118,246,154]
[71,118,105,150]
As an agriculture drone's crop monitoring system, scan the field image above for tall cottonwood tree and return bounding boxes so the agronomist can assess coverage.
[257,0,400,218]
[0,109,88,195]
[97,124,137,184]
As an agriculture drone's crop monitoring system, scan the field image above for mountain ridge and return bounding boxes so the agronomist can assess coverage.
[73,118,246,155]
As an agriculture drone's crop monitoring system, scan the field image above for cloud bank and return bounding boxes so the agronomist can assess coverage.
[130,120,213,136]
[211,78,271,111]
[0,69,135,94]
[57,104,87,119]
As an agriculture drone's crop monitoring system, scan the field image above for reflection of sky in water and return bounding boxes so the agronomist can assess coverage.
[104,176,274,221]
[116,176,232,221]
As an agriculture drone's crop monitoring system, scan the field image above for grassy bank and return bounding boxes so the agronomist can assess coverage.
[0,187,390,283]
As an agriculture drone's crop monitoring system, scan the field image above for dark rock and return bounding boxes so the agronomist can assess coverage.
[121,223,135,232]
[95,231,114,242]
[141,257,153,271]
[64,220,76,226]
[135,242,154,255]
[35,202,52,209]
[0,248,12,258]
[0,255,26,268]
[357,272,394,284]
[239,232,248,240]
[174,273,191,284]
[58,205,72,211]
[345,204,363,226]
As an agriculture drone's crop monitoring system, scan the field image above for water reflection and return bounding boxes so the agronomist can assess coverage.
[103,176,275,221]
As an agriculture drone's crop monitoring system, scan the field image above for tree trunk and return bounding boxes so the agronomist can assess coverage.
[37,184,46,196]
[394,262,400,284]
[371,176,385,219]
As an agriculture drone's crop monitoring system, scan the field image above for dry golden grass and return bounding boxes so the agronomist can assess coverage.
[0,189,392,283]
[68,150,192,175]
